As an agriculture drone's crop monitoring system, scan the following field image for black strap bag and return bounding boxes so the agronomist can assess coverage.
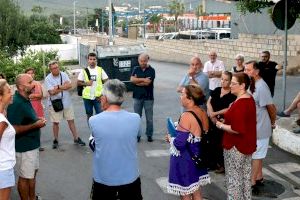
[77,68,91,96]
[50,73,64,112]
[185,111,210,170]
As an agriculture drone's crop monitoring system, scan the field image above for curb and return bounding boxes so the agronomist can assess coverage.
[273,117,300,156]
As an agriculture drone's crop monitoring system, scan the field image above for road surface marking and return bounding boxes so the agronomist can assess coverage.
[269,162,300,184]
[156,177,168,193]
[145,150,169,157]
[263,168,286,182]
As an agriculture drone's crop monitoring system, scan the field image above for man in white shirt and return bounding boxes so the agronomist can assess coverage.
[77,52,109,121]
[203,50,225,94]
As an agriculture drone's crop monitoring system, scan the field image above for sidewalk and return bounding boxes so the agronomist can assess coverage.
[273,115,300,156]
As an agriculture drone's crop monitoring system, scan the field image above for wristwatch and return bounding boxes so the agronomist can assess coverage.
[189,76,193,80]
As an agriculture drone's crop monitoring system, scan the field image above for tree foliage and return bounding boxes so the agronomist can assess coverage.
[0,50,59,84]
[149,14,163,33]
[28,15,62,45]
[194,4,205,29]
[236,0,300,18]
[0,0,30,56]
[168,0,185,31]
[0,0,62,56]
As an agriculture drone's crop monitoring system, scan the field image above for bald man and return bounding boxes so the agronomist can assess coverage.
[130,53,155,142]
[177,56,209,98]
[7,74,46,200]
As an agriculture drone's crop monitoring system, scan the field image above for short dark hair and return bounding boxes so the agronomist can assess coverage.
[88,52,97,59]
[25,67,35,73]
[233,72,251,91]
[223,71,233,81]
[261,51,270,56]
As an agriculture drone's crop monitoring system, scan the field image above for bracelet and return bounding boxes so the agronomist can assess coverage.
[219,124,223,130]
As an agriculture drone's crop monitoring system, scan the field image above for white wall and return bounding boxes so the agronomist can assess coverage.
[27,44,78,61]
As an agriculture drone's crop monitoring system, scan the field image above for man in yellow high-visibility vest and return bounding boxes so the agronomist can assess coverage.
[77,53,109,120]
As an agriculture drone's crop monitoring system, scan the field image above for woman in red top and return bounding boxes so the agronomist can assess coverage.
[216,72,256,200]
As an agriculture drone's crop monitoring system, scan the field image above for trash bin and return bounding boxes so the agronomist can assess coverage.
[96,44,145,91]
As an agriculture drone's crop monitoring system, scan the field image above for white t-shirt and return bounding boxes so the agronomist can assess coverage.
[203,59,225,90]
[78,66,108,100]
[0,113,16,170]
[45,71,72,109]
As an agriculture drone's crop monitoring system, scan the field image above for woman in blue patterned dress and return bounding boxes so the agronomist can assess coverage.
[166,84,211,199]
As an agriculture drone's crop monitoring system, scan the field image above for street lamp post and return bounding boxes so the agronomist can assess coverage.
[108,0,113,45]
[73,1,76,35]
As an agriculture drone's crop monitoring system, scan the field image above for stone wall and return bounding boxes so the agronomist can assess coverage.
[114,34,300,74]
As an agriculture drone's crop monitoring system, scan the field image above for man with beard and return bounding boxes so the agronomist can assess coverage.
[77,52,109,121]
[258,51,282,97]
[7,74,47,200]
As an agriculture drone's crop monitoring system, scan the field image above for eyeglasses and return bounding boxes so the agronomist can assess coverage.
[230,82,239,86]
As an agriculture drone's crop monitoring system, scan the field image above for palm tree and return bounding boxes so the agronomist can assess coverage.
[149,14,163,33]
[195,4,204,30]
[168,0,185,32]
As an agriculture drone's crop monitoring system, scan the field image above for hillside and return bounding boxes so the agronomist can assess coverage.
[18,0,174,15]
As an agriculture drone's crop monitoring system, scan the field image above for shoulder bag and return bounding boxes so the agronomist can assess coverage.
[50,73,64,112]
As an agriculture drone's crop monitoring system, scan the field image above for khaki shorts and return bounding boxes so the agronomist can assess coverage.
[16,149,39,179]
[49,106,75,123]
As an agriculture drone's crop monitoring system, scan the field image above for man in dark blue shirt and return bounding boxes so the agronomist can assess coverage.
[130,53,155,142]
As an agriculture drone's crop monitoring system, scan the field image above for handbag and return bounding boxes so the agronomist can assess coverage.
[185,111,209,169]
[77,67,91,96]
[51,98,64,112]
[50,73,64,112]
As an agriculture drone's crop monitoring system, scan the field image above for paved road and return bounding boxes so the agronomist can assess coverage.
[11,60,300,200]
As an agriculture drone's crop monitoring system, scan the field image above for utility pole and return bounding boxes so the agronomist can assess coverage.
[86,7,88,30]
[282,0,288,110]
[73,1,76,35]
[108,0,113,45]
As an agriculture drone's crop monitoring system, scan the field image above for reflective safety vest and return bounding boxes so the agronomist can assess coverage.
[82,66,103,99]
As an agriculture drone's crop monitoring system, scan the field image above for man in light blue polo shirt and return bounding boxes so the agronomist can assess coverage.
[89,79,142,200]
[177,56,209,110]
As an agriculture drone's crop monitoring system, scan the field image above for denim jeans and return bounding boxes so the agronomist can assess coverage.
[133,98,153,137]
[83,98,101,116]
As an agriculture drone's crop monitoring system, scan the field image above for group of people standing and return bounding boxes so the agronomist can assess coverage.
[166,50,280,200]
[0,51,155,200]
[0,47,292,200]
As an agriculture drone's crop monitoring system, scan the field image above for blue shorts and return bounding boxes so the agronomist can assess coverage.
[0,168,15,189]
[83,98,101,115]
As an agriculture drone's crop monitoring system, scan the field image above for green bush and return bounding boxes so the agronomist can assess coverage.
[0,50,66,84]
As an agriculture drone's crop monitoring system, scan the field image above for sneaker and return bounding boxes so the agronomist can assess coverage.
[277,111,290,117]
[137,136,141,143]
[74,137,86,146]
[147,136,153,142]
[52,140,58,149]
